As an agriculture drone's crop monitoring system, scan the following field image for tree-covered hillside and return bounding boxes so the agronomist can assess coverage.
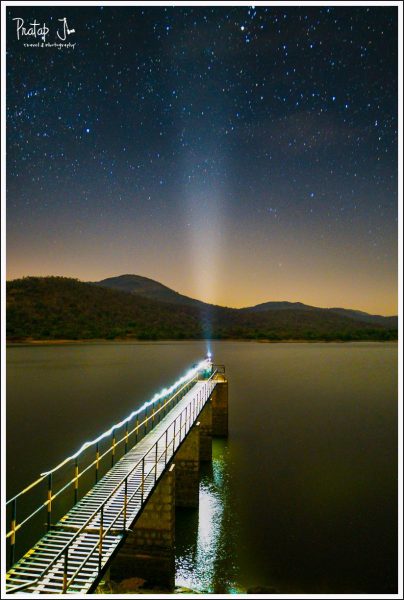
[6,277,397,342]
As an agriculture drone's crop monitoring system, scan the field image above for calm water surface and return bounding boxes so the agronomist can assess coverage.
[7,341,397,593]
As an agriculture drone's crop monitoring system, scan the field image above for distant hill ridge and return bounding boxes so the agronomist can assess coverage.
[92,274,207,308]
[94,274,398,328]
[6,276,397,342]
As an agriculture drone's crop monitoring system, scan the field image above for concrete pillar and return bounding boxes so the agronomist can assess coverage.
[212,377,228,437]
[174,423,200,507]
[109,464,176,590]
[199,401,212,461]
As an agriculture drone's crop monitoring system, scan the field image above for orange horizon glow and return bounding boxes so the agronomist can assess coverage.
[6,264,398,317]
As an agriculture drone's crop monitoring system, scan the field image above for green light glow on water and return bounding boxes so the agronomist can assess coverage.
[175,441,242,594]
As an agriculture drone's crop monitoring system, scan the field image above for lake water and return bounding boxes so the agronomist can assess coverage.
[6,341,398,593]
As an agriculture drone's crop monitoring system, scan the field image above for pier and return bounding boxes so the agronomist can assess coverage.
[5,358,228,594]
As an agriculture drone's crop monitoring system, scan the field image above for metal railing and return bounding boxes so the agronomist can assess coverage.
[6,360,212,570]
[6,372,217,593]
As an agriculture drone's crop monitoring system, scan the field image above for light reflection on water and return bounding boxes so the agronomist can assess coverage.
[175,440,241,594]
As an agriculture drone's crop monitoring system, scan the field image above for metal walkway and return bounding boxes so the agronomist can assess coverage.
[5,365,217,594]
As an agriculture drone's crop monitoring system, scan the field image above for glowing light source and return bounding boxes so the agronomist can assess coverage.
[40,357,212,477]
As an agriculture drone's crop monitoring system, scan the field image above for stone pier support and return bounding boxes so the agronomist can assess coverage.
[174,423,200,507]
[109,464,176,590]
[212,376,228,437]
[199,401,213,461]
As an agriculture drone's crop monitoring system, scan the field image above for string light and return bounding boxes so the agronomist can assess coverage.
[40,357,212,476]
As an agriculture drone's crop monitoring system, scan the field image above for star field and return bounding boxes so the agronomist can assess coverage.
[6,5,398,314]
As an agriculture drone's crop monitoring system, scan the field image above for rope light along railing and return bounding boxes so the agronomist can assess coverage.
[6,358,212,568]
[6,371,217,594]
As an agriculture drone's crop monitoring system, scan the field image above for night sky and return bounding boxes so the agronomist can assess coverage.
[6,4,398,314]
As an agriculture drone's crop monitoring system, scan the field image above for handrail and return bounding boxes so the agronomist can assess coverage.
[6,368,201,506]
[6,359,213,571]
[5,376,196,541]
[7,359,212,505]
[66,374,215,591]
[6,372,217,593]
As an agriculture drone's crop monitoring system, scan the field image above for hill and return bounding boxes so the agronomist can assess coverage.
[248,301,397,328]
[247,301,317,312]
[6,277,397,342]
[93,274,207,308]
[95,274,397,328]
